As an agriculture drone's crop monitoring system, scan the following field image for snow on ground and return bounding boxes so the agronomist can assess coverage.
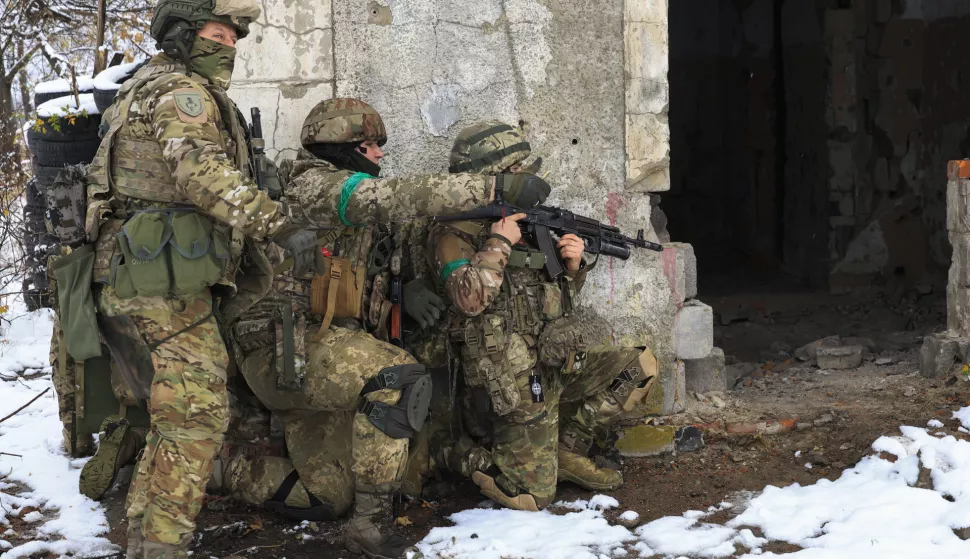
[36,93,100,117]
[0,299,118,558]
[418,413,970,559]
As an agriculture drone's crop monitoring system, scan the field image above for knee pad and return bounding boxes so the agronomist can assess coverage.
[357,364,431,439]
[610,348,658,412]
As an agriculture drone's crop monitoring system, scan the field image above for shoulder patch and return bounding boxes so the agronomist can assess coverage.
[173,89,206,123]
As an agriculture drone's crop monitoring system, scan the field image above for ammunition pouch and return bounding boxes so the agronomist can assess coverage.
[310,255,365,338]
[97,313,156,402]
[273,304,307,392]
[51,245,102,362]
[357,364,431,439]
[109,210,230,298]
[454,314,536,416]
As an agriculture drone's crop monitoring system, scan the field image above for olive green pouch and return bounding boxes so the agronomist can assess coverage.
[51,244,102,362]
[168,212,229,295]
[113,212,172,298]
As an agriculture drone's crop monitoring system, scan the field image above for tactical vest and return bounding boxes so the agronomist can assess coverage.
[443,221,577,415]
[86,56,248,294]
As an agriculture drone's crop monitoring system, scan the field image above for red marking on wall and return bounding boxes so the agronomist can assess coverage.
[605,193,626,344]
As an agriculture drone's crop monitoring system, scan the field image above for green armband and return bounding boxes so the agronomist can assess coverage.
[338,172,375,227]
[439,258,471,282]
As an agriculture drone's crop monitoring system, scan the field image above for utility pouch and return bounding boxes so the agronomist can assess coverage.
[537,315,587,368]
[169,212,230,294]
[538,282,564,321]
[112,212,172,298]
[460,316,530,417]
[51,245,102,362]
[310,256,364,335]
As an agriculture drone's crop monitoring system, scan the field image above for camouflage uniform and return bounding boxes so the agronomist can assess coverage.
[218,99,557,559]
[426,122,658,510]
[82,1,297,553]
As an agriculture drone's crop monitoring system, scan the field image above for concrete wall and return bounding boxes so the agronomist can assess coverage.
[229,1,686,380]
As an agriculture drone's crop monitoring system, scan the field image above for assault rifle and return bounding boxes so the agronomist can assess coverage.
[249,107,267,193]
[432,183,663,280]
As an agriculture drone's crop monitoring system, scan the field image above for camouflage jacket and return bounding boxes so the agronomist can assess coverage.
[427,221,591,318]
[87,54,287,240]
[231,151,497,352]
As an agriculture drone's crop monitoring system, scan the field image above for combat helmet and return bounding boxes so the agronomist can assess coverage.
[449,121,531,174]
[301,98,387,147]
[151,0,261,53]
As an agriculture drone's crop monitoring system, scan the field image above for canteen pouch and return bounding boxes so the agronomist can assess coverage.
[51,245,102,362]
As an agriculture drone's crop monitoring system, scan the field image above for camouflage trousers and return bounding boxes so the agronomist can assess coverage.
[49,314,94,456]
[232,326,414,514]
[98,287,229,546]
[468,345,645,508]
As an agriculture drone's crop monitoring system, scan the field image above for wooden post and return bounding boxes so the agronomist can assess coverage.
[93,0,107,75]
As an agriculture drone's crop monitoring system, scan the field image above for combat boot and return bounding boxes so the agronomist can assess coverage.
[471,470,540,512]
[344,484,422,559]
[557,447,623,491]
[124,518,144,559]
[80,416,146,500]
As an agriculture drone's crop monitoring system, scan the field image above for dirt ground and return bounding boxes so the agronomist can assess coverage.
[86,285,969,558]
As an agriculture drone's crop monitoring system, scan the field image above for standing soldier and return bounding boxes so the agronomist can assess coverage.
[426,122,659,511]
[81,0,317,556]
[209,99,554,559]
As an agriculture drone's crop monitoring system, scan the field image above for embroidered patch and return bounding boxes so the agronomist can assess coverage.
[173,89,206,122]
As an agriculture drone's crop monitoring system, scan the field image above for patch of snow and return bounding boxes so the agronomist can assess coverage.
[794,450,801,458]
[22,511,44,523]
[34,77,95,95]
[554,495,620,512]
[36,93,100,117]
[618,511,639,523]
[805,462,813,470]
[872,435,908,457]
[954,407,970,430]
[637,516,737,558]
[0,295,119,558]
[417,507,636,559]
[929,419,945,429]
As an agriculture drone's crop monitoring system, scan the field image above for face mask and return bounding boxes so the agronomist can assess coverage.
[189,36,236,89]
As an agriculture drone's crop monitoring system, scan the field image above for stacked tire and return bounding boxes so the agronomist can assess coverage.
[93,60,147,114]
[24,91,103,311]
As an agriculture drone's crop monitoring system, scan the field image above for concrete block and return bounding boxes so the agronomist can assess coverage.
[920,332,970,378]
[685,347,727,393]
[624,0,667,24]
[625,113,670,192]
[235,24,333,84]
[947,179,970,233]
[816,345,864,370]
[674,301,714,359]
[795,336,842,363]
[950,233,970,287]
[947,282,970,336]
[661,242,697,306]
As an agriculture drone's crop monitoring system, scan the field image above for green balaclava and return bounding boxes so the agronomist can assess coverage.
[189,36,236,90]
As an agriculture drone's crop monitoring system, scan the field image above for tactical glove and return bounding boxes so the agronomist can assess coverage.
[500,173,551,208]
[403,279,446,328]
[262,155,284,200]
[274,228,317,277]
